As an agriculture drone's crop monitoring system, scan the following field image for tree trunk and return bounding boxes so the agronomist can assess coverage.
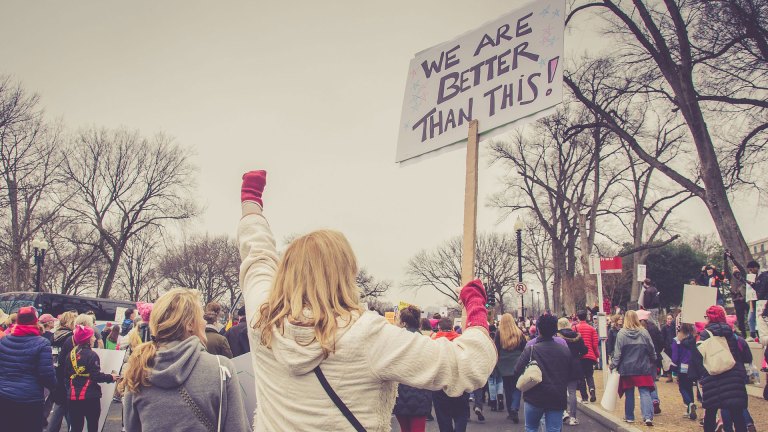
[99,244,125,298]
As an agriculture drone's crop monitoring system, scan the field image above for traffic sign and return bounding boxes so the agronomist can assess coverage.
[515,282,527,294]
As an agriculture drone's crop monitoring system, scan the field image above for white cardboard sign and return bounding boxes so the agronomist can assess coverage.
[93,348,126,432]
[680,284,718,324]
[637,264,647,282]
[396,0,565,162]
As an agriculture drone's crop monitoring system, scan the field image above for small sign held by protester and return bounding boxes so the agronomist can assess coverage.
[680,284,718,324]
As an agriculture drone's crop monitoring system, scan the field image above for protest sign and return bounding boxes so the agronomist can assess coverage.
[637,264,647,281]
[114,306,127,323]
[398,300,413,311]
[396,0,565,163]
[93,348,126,432]
[385,311,396,324]
[680,284,718,324]
[231,353,257,422]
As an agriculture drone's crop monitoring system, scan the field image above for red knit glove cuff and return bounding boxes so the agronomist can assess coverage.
[241,170,267,207]
[460,279,489,330]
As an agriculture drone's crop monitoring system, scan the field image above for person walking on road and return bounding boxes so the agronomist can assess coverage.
[637,309,663,414]
[670,323,698,421]
[122,288,251,432]
[573,310,599,403]
[610,310,657,426]
[204,302,234,358]
[558,317,588,426]
[225,306,250,357]
[690,305,751,432]
[238,170,496,432]
[495,313,527,424]
[0,306,57,432]
[393,306,433,432]
[512,314,573,432]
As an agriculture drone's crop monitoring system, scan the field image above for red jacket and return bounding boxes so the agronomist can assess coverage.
[432,331,460,342]
[573,321,599,361]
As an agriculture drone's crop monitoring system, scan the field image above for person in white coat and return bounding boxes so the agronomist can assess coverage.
[238,170,497,431]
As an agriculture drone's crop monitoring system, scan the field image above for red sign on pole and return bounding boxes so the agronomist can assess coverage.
[600,256,623,274]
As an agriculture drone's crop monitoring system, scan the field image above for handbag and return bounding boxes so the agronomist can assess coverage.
[696,329,735,375]
[314,366,366,432]
[516,345,542,392]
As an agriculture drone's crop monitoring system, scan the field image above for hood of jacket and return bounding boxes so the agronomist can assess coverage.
[149,336,205,389]
[704,322,733,338]
[121,319,133,336]
[557,328,581,343]
[433,330,460,341]
[267,312,359,377]
[620,328,644,340]
[52,328,72,346]
[680,334,696,350]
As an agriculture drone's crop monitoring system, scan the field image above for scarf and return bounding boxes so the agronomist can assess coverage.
[12,324,41,337]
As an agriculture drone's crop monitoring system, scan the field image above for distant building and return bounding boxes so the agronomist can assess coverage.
[749,237,768,268]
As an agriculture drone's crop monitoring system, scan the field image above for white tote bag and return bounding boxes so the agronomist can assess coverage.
[601,371,620,411]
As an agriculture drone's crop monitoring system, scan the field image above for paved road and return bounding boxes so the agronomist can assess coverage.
[93,399,611,432]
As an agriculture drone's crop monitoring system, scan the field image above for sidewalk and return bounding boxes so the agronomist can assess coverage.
[588,371,768,432]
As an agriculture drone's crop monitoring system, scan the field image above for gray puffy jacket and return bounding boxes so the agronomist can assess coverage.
[611,328,656,377]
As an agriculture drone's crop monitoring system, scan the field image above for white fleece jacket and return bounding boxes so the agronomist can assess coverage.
[238,207,497,431]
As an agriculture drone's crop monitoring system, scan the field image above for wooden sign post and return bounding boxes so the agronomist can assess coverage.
[460,120,480,327]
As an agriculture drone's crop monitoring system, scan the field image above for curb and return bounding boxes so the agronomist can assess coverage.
[579,402,644,432]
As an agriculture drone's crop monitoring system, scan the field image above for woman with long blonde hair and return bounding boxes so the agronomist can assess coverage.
[238,170,496,432]
[122,288,250,432]
[611,310,657,426]
[494,313,527,423]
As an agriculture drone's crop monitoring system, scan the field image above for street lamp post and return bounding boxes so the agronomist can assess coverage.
[514,215,525,319]
[32,233,49,293]
[535,291,540,316]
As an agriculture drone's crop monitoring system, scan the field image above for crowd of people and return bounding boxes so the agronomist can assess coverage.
[0,170,766,432]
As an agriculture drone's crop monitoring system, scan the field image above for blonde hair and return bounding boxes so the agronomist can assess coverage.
[74,314,95,327]
[58,311,78,330]
[557,317,571,330]
[122,288,205,393]
[498,313,524,350]
[623,310,642,330]
[254,230,363,357]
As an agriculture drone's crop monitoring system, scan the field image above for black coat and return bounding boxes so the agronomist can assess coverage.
[63,345,114,400]
[606,327,620,358]
[225,320,250,357]
[513,338,573,411]
[645,321,664,368]
[691,323,750,410]
[51,330,74,404]
[660,323,676,355]
[393,328,433,417]
[557,328,587,381]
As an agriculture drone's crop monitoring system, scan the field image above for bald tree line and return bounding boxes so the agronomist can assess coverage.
[406,0,767,315]
[0,77,238,306]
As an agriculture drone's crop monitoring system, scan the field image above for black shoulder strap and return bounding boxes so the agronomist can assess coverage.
[313,366,366,432]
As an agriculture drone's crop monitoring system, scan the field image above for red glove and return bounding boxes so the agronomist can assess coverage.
[460,279,489,331]
[241,170,267,207]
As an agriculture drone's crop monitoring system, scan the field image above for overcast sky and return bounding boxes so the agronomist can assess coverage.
[1,1,765,309]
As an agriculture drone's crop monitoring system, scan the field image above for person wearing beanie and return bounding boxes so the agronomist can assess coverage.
[636,309,664,414]
[203,302,233,358]
[135,302,154,344]
[691,305,752,432]
[511,314,573,432]
[39,313,56,343]
[225,305,251,357]
[557,317,588,425]
[610,310,656,426]
[64,325,118,432]
[0,306,57,432]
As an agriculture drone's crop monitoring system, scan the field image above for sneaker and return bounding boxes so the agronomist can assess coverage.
[624,418,635,423]
[653,400,661,414]
[580,399,590,404]
[589,388,597,402]
[508,410,519,424]
[562,412,570,423]
[645,419,654,426]
[474,407,485,422]
[689,403,697,420]
[568,417,580,426]
[746,424,756,432]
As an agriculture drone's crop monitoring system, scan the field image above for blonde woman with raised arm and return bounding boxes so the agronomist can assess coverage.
[238,170,497,431]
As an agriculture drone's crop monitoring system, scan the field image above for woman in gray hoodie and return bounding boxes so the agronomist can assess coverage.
[610,310,657,426]
[122,288,251,432]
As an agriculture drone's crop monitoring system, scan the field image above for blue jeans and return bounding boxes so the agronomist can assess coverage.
[624,386,654,421]
[721,408,754,431]
[748,301,757,335]
[524,402,562,432]
[488,373,503,400]
[502,375,522,413]
[677,374,694,406]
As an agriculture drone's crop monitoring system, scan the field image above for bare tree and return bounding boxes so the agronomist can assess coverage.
[40,217,102,295]
[566,0,767,268]
[158,234,239,306]
[521,219,553,311]
[356,268,392,301]
[60,127,198,298]
[404,233,519,312]
[0,77,62,292]
[114,227,162,302]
